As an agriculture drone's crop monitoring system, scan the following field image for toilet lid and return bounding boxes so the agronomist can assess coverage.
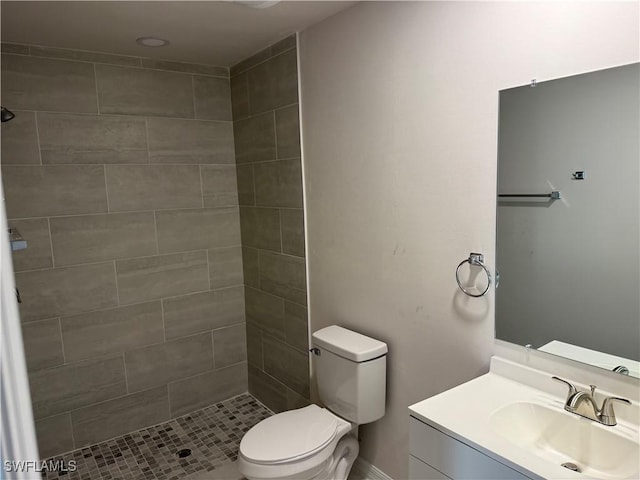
[240,404,339,464]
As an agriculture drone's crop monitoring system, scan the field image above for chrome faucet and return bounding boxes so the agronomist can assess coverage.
[552,376,632,426]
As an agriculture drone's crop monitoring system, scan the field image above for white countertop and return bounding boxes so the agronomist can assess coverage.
[409,357,640,480]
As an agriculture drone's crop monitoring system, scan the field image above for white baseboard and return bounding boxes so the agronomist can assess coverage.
[351,457,393,480]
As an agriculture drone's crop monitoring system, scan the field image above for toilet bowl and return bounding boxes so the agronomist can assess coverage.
[238,404,357,480]
[238,326,388,480]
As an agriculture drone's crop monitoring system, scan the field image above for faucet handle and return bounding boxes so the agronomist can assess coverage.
[599,396,632,426]
[552,376,578,402]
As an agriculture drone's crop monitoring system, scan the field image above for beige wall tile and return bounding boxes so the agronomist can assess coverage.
[141,59,228,77]
[208,246,243,289]
[38,113,147,164]
[29,354,127,419]
[259,251,307,306]
[124,333,213,393]
[242,247,260,289]
[253,159,303,208]
[61,302,163,363]
[280,209,305,257]
[245,287,285,340]
[247,49,298,115]
[247,365,287,413]
[9,218,53,272]
[116,251,209,305]
[21,318,64,372]
[1,43,30,55]
[230,73,249,120]
[71,386,169,447]
[95,64,194,118]
[284,301,308,353]
[239,207,281,252]
[193,76,233,121]
[1,111,40,165]
[275,104,301,159]
[105,164,201,212]
[30,45,141,67]
[163,286,245,340]
[263,335,309,398]
[1,54,97,113]
[235,164,255,206]
[213,324,247,368]
[233,112,276,164]
[156,208,241,254]
[246,323,263,369]
[147,117,235,164]
[230,35,296,77]
[168,363,247,418]
[35,413,74,459]
[287,387,311,410]
[201,165,239,207]
[2,165,108,218]
[16,262,118,323]
[50,212,157,266]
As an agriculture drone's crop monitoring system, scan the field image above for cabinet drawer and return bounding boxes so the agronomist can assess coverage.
[409,455,451,479]
[410,417,531,479]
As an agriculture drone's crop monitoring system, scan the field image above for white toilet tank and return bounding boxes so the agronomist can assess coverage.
[311,326,387,425]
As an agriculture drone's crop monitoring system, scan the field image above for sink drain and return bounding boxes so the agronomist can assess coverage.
[561,462,581,473]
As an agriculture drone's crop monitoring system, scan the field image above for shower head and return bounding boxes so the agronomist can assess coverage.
[1,107,15,122]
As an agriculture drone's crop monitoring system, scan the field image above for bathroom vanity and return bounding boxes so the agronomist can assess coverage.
[408,344,640,480]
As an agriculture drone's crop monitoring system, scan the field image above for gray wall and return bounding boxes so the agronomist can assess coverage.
[1,43,247,458]
[496,63,640,360]
[230,35,310,411]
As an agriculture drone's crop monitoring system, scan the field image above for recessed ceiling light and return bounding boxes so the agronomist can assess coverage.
[136,36,169,47]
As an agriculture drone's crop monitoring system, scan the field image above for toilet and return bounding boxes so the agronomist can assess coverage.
[238,325,388,480]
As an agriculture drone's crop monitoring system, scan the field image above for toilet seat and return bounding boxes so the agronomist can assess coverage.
[240,404,341,464]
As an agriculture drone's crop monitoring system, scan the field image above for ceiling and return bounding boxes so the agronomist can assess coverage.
[0,1,356,67]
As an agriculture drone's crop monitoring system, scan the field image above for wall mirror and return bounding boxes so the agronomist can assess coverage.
[496,63,639,378]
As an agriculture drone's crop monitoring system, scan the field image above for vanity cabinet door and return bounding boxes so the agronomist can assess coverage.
[409,417,532,480]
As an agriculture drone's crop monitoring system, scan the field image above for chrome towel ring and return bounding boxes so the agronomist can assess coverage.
[456,253,491,298]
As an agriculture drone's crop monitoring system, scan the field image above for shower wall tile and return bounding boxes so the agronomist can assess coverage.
[230,73,249,120]
[213,324,247,368]
[29,354,127,419]
[1,54,97,113]
[21,318,64,371]
[280,209,305,257]
[168,363,247,418]
[284,301,308,352]
[246,323,263,369]
[8,218,53,272]
[155,207,241,254]
[38,113,147,165]
[2,165,108,218]
[247,365,287,413]
[116,251,209,305]
[71,386,170,447]
[95,64,194,118]
[247,48,298,115]
[258,251,307,306]
[275,104,301,159]
[193,76,233,121]
[201,165,239,207]
[29,45,142,67]
[50,212,157,266]
[35,413,74,459]
[239,207,281,252]
[242,247,260,288]
[15,262,118,323]
[231,35,296,77]
[61,302,164,363]
[162,286,245,341]
[245,287,285,340]
[105,164,201,212]
[235,164,255,206]
[253,158,303,208]
[262,335,309,398]
[124,333,214,393]
[233,112,276,164]
[208,246,243,289]
[0,111,40,165]
[141,58,228,77]
[1,43,30,55]
[147,117,235,164]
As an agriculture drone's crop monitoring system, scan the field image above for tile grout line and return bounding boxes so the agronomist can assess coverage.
[122,351,130,394]
[199,165,205,208]
[153,210,160,255]
[57,317,67,365]
[34,111,44,165]
[205,249,212,291]
[103,165,111,212]
[160,297,167,343]
[66,412,77,452]
[46,217,56,268]
[191,75,198,119]
[113,260,121,306]
[92,63,100,114]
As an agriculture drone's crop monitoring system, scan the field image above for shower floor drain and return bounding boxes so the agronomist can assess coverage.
[561,462,580,472]
[177,448,192,458]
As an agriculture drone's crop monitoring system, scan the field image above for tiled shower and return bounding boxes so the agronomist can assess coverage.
[0,34,309,470]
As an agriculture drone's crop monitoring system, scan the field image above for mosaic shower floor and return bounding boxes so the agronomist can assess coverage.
[41,394,272,480]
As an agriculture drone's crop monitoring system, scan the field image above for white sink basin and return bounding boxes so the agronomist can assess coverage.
[490,402,640,480]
